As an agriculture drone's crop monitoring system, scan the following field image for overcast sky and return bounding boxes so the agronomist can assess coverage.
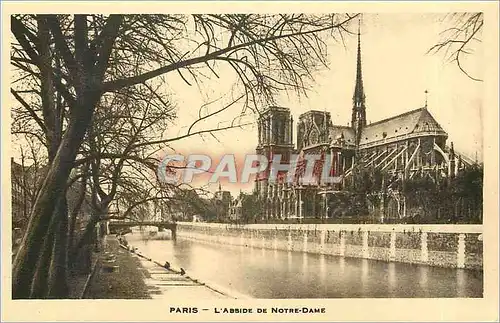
[163,13,483,195]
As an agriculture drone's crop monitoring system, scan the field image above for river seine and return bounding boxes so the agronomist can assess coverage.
[127,234,483,298]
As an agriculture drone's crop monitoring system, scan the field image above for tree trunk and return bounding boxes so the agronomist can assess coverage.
[14,15,63,300]
[12,104,96,299]
[68,211,78,259]
[69,214,99,265]
[68,181,86,256]
[28,219,55,299]
[12,14,121,298]
[47,196,69,298]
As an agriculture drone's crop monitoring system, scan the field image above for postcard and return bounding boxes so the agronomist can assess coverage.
[2,1,498,322]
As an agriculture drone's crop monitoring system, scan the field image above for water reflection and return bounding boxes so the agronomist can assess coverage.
[319,254,326,283]
[361,259,369,296]
[419,266,429,297]
[302,252,308,275]
[457,269,466,297]
[127,235,483,299]
[339,256,345,275]
[388,262,396,296]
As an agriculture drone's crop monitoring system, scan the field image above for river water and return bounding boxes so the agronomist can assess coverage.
[126,233,483,298]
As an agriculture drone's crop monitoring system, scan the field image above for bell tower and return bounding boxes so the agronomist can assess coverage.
[255,106,294,196]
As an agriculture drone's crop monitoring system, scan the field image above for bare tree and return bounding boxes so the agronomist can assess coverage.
[11,13,359,298]
[429,13,483,81]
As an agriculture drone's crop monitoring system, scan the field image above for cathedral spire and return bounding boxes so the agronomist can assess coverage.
[352,17,367,134]
[354,21,365,105]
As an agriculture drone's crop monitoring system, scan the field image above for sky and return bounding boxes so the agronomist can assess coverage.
[162,13,484,195]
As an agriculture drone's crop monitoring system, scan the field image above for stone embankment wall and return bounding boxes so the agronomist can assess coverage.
[177,223,483,270]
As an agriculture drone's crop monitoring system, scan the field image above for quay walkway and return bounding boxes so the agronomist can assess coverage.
[86,235,244,299]
[128,245,232,299]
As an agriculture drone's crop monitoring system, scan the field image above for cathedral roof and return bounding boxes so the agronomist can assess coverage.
[358,107,447,147]
[329,125,356,147]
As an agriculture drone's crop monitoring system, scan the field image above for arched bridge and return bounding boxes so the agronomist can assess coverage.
[108,221,177,240]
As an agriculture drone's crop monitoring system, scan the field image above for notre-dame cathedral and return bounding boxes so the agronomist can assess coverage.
[254,27,475,223]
